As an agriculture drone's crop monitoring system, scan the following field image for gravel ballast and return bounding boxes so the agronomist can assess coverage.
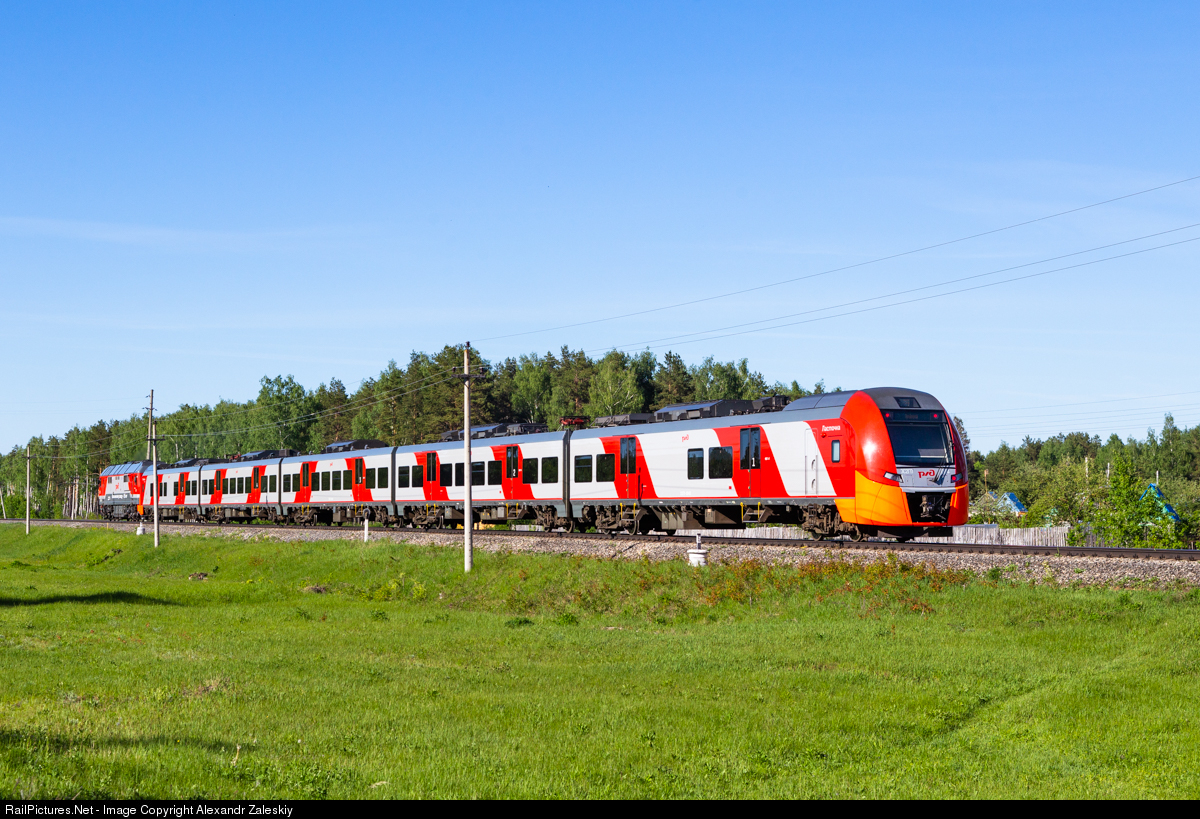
[17,520,1200,588]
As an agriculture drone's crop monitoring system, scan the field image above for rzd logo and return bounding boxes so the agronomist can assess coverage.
[918,470,935,479]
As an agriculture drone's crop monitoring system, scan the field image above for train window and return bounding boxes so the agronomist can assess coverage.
[687,449,703,480]
[252,472,258,491]
[411,465,423,487]
[620,437,637,475]
[440,463,453,486]
[269,474,277,493]
[172,481,178,496]
[574,454,593,483]
[342,469,351,489]
[506,446,519,479]
[831,440,841,463]
[355,459,364,484]
[283,474,291,493]
[332,471,342,491]
[322,471,331,492]
[709,446,733,479]
[455,463,464,486]
[740,428,761,470]
[522,458,538,484]
[488,461,501,485]
[302,463,309,488]
[426,453,437,483]
[222,477,229,494]
[377,466,388,488]
[596,453,615,482]
[542,457,558,484]
[365,468,376,489]
[396,466,410,488]
[233,477,241,494]
[471,461,484,486]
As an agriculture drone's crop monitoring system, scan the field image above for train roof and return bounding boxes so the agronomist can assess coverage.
[100,461,157,475]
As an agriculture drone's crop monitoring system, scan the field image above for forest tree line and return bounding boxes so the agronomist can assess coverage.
[2,343,1196,546]
[0,346,833,518]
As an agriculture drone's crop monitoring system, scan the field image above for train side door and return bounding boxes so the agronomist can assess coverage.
[619,436,638,500]
[738,427,761,498]
[505,446,519,498]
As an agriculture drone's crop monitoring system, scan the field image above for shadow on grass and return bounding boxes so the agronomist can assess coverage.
[0,727,228,755]
[0,592,180,607]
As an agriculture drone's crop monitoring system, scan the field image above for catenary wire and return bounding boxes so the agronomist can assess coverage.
[583,222,1200,354]
[602,234,1200,352]
[472,172,1200,344]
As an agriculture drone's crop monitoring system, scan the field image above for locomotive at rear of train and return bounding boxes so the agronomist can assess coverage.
[98,387,968,540]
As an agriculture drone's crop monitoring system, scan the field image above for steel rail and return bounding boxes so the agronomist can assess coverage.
[4,518,1197,561]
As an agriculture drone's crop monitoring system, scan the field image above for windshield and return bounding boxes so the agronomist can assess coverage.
[886,422,951,466]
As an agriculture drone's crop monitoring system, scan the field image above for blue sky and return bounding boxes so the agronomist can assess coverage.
[1,2,1198,453]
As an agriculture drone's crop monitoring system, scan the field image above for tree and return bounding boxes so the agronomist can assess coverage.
[586,355,643,418]
[1089,457,1183,548]
[653,351,693,409]
[511,354,553,423]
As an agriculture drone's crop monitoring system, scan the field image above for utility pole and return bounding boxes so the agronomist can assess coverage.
[147,391,160,548]
[152,420,160,548]
[457,343,485,573]
[25,445,30,535]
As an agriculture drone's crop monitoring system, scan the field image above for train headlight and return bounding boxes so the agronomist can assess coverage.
[884,472,902,483]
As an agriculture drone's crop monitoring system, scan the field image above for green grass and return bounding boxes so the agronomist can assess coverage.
[0,524,1197,798]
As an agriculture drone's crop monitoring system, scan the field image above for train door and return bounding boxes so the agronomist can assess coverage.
[738,427,762,498]
[619,436,638,500]
[505,446,519,498]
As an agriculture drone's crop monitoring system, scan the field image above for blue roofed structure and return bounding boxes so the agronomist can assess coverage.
[1141,484,1182,523]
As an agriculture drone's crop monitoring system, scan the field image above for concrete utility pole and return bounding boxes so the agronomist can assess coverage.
[25,445,30,535]
[146,390,154,461]
[458,343,486,573]
[148,391,160,549]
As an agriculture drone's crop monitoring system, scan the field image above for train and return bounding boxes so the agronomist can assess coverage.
[98,387,969,540]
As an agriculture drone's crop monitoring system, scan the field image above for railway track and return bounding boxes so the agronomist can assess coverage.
[4,517,1198,561]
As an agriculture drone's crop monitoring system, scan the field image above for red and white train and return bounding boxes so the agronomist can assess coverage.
[99,387,968,540]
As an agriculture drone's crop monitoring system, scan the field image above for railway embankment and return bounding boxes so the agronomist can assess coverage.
[10,518,1200,589]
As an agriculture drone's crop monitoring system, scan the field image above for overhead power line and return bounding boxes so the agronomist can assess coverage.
[588,221,1200,354]
[473,172,1200,344]
[603,233,1200,352]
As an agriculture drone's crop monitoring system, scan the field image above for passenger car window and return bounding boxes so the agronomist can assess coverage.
[284,474,291,493]
[342,469,351,489]
[596,453,615,482]
[365,468,376,489]
[396,466,410,488]
[471,462,484,486]
[506,446,519,479]
[440,463,452,486]
[332,471,342,491]
[377,466,388,488]
[522,458,538,484]
[687,448,703,479]
[831,439,841,463]
[411,465,423,487]
[321,471,331,492]
[455,463,464,486]
[709,446,733,479]
[574,455,593,483]
[487,461,501,485]
[541,457,558,484]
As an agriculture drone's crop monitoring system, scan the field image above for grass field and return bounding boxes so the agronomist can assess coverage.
[0,524,1197,798]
